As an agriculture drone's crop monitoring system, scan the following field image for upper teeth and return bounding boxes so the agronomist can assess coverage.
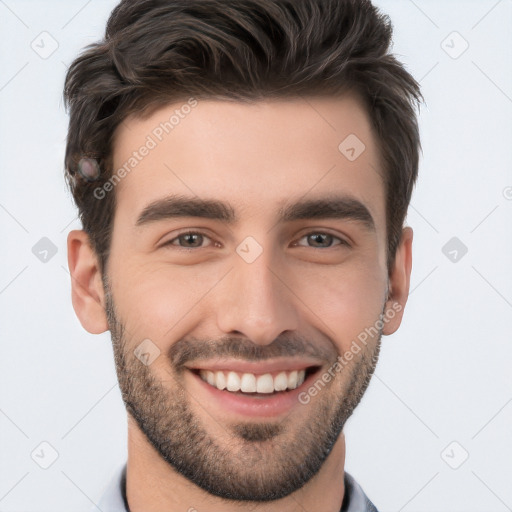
[198,369,307,393]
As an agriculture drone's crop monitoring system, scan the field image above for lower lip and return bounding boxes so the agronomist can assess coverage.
[188,368,320,418]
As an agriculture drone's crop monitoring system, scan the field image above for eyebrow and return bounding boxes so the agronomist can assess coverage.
[135,193,376,232]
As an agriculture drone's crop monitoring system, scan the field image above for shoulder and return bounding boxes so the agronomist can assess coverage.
[89,463,128,512]
[342,471,379,512]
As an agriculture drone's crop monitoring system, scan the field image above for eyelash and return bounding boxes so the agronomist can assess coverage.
[162,230,350,250]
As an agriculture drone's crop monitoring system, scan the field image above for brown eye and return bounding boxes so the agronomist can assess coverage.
[178,233,203,248]
[295,232,348,249]
[164,232,212,249]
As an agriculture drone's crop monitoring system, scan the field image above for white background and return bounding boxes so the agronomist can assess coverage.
[0,1,511,511]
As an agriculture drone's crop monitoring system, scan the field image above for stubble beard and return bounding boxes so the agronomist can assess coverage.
[104,287,382,503]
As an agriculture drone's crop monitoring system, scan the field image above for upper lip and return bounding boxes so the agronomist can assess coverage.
[185,358,323,375]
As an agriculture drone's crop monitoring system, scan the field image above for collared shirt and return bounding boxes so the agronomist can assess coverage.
[92,463,379,511]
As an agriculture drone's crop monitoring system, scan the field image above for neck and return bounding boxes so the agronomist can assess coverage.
[125,417,347,512]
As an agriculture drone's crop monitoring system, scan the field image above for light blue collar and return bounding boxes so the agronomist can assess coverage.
[91,462,379,511]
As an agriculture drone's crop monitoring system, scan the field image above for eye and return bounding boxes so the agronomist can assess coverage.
[161,230,349,251]
[163,231,215,249]
[294,232,349,249]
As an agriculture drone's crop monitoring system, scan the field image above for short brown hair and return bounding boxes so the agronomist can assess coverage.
[63,0,422,275]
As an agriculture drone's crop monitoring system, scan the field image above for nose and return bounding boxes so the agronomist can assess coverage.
[215,247,299,346]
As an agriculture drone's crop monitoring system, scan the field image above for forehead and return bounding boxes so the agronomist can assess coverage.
[110,94,385,232]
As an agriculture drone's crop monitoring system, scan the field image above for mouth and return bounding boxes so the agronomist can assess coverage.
[186,365,323,417]
[189,366,320,395]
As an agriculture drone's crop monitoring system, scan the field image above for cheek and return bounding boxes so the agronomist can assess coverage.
[296,260,386,351]
[110,261,225,340]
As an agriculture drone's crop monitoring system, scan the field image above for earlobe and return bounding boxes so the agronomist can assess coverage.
[67,230,109,334]
[382,226,413,336]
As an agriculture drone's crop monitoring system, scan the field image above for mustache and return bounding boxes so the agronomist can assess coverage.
[104,287,336,369]
[168,333,336,369]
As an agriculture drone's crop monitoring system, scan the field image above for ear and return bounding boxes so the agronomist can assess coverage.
[382,226,413,335]
[67,230,109,334]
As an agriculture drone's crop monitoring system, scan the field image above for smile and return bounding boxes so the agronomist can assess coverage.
[188,364,322,417]
[197,368,308,394]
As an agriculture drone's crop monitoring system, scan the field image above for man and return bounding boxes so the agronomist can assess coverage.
[64,0,421,510]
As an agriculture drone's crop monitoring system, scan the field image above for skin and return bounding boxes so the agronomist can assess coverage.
[68,93,413,512]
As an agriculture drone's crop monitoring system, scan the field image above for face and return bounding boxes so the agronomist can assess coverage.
[86,94,404,501]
